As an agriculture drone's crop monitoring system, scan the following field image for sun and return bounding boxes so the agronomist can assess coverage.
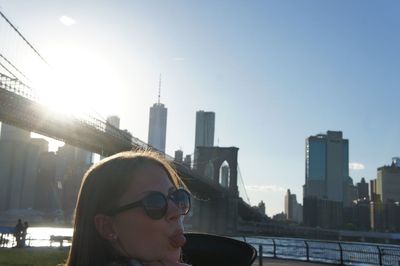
[15,44,126,153]
[27,45,121,120]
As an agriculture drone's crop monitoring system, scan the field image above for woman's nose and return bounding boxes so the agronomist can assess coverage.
[165,199,180,221]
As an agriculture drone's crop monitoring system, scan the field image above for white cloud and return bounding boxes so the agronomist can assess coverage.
[60,16,76,26]
[246,185,285,193]
[349,162,365,170]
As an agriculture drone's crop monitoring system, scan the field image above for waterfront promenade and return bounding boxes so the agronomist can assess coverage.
[2,227,400,265]
[253,258,328,266]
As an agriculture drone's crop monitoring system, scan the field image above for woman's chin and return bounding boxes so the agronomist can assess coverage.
[164,247,181,263]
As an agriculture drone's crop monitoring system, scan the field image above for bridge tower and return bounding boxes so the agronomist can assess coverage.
[193,146,239,235]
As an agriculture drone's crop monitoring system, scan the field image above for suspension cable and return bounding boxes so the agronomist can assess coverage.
[0,53,31,81]
[237,164,251,205]
[0,10,49,66]
[0,60,17,79]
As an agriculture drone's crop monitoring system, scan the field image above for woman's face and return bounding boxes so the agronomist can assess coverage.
[111,163,185,263]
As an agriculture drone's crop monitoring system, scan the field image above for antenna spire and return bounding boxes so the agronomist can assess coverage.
[158,73,162,104]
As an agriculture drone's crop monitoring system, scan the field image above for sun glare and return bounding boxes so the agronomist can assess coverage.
[28,46,121,120]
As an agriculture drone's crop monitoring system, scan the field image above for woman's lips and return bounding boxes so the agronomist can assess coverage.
[169,230,186,248]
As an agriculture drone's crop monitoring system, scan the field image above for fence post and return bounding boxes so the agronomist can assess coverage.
[339,243,343,265]
[258,244,263,266]
[272,239,277,258]
[377,246,382,266]
[305,241,310,262]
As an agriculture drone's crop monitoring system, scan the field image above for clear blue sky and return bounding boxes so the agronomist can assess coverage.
[1,0,400,215]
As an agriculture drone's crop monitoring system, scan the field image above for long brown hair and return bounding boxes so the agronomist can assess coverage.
[66,150,183,266]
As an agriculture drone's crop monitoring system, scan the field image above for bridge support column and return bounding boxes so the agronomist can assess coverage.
[189,196,215,233]
[226,193,238,234]
[187,194,237,235]
[214,195,229,234]
[193,146,240,235]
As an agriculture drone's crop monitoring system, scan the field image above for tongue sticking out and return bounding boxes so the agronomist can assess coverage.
[169,233,186,248]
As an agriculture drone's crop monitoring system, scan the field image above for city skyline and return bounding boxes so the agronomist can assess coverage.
[1,1,400,216]
[0,123,93,221]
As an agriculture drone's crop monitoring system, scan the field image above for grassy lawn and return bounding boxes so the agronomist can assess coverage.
[0,247,68,266]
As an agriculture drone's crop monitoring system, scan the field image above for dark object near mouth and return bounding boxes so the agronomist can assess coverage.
[182,233,257,266]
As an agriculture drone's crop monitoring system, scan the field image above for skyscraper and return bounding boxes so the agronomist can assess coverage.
[147,76,167,153]
[0,123,49,211]
[105,115,121,137]
[106,115,120,128]
[174,149,183,163]
[194,111,215,167]
[183,155,192,168]
[194,111,215,148]
[303,130,349,228]
[257,201,266,215]
[34,151,58,212]
[284,189,303,223]
[376,161,400,203]
[304,130,349,202]
[356,177,369,201]
[57,144,92,219]
[370,161,400,232]
[0,122,30,141]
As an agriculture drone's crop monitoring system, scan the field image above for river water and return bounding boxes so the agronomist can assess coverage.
[1,226,73,248]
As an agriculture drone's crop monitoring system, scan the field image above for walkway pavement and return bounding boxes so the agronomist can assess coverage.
[252,258,330,266]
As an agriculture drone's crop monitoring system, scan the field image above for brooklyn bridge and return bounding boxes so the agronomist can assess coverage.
[0,9,267,235]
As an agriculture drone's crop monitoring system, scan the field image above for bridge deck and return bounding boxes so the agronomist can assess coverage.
[252,258,330,266]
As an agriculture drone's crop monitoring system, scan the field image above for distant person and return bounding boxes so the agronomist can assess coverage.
[66,150,191,266]
[22,221,29,247]
[14,219,23,248]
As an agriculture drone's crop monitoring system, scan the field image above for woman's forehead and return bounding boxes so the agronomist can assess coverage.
[120,164,174,200]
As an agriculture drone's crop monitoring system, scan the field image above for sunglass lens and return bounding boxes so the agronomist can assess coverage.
[171,190,191,215]
[142,192,167,219]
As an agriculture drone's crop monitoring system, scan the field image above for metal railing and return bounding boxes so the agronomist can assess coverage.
[0,72,37,100]
[242,236,400,266]
[0,232,14,248]
[3,231,400,265]
[0,232,72,249]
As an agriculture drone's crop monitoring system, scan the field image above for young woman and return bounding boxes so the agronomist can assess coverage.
[66,150,191,266]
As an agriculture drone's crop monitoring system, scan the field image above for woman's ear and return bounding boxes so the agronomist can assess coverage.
[94,214,118,241]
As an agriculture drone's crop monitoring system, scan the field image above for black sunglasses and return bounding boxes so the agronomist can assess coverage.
[106,188,191,220]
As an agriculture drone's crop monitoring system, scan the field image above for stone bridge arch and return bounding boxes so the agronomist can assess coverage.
[195,146,239,194]
[219,160,230,188]
[190,146,239,234]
